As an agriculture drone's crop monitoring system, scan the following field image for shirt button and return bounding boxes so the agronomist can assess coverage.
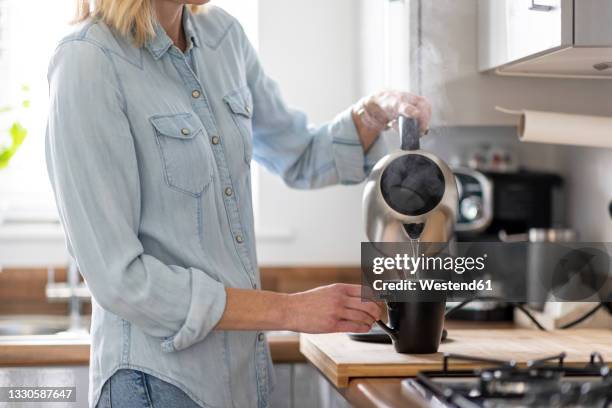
[181,128,190,136]
[245,105,251,114]
[258,333,264,342]
[191,90,201,98]
[235,234,244,243]
[224,187,233,197]
[211,135,220,145]
[252,282,257,289]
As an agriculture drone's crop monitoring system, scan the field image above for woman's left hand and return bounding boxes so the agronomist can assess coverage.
[351,90,432,151]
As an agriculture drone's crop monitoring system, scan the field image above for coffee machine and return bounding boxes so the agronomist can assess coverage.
[454,168,563,241]
[450,166,564,321]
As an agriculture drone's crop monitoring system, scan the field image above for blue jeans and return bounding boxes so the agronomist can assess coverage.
[96,369,202,408]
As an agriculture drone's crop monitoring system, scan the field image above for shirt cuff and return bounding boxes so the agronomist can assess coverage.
[161,269,227,352]
[330,107,389,184]
[330,108,367,184]
[364,132,389,174]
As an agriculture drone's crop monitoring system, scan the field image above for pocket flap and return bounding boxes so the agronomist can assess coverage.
[150,113,203,140]
[223,87,253,118]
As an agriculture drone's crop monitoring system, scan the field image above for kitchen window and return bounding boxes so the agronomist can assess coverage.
[0,0,259,224]
[0,0,74,222]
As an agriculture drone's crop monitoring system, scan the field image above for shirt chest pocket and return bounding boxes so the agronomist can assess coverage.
[150,113,214,196]
[223,86,253,167]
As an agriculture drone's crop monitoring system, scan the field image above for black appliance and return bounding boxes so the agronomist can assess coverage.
[450,168,564,321]
[454,168,563,240]
[402,352,611,407]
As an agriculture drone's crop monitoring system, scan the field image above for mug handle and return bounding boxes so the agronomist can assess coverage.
[376,320,398,341]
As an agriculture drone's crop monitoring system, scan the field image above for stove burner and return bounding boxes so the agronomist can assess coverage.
[479,353,565,397]
[408,351,611,408]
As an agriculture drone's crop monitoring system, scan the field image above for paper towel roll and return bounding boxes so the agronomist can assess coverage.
[496,107,612,148]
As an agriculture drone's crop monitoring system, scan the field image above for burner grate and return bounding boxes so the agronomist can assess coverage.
[412,351,611,408]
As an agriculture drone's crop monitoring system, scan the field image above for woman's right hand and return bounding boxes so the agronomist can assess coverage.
[285,284,383,333]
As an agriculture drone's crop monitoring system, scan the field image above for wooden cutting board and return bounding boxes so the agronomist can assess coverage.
[300,329,612,387]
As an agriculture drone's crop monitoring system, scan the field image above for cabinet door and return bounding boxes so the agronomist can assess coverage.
[505,0,563,61]
[478,0,571,71]
[574,0,612,46]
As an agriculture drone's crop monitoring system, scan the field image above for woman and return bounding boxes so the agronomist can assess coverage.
[46,1,432,407]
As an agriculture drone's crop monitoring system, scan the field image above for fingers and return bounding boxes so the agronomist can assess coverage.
[335,284,382,320]
[359,90,432,134]
[345,296,383,321]
[412,95,432,133]
[340,283,363,297]
[334,320,371,333]
[365,98,390,126]
[397,103,420,121]
[298,283,384,334]
[359,98,391,131]
[398,94,431,133]
[338,307,376,326]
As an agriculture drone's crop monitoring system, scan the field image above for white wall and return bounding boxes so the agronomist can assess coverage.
[255,0,368,265]
[561,147,612,241]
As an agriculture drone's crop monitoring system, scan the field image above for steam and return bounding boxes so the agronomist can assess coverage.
[416,38,455,129]
[411,0,471,129]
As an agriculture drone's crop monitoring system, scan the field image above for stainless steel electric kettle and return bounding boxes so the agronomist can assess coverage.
[363,116,457,354]
[362,116,457,243]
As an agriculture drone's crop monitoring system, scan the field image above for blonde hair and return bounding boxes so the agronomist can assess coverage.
[75,1,200,47]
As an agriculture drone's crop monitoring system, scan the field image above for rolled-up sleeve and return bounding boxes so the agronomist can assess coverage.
[240,25,387,189]
[45,40,226,352]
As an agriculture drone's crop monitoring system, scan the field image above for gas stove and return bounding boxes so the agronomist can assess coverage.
[402,352,611,407]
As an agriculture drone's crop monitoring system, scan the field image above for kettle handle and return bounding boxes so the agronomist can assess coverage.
[376,320,398,341]
[399,115,420,151]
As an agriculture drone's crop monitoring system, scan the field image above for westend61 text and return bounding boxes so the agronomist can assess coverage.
[372,279,493,292]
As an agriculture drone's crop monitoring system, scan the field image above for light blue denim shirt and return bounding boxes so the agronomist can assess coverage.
[46,6,386,408]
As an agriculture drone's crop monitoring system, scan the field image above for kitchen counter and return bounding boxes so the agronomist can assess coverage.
[300,325,612,407]
[0,334,90,366]
[0,331,303,367]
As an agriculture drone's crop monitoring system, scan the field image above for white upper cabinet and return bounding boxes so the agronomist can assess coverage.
[478,0,612,78]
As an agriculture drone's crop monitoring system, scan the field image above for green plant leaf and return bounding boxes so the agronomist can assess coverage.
[0,148,13,169]
[9,122,27,146]
[0,122,28,169]
[0,85,31,169]
[0,150,11,169]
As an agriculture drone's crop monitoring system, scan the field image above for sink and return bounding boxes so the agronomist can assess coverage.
[0,315,74,336]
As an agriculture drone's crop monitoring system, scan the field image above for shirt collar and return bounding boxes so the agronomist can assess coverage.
[146,6,198,60]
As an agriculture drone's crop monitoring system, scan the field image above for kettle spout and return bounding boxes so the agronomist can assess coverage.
[403,223,425,239]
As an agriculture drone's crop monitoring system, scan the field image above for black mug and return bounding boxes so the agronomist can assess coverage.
[376,300,446,354]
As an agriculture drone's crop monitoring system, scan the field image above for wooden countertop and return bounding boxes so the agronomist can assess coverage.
[0,334,90,366]
[301,328,612,388]
[0,331,304,367]
[344,378,425,408]
[268,332,305,363]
